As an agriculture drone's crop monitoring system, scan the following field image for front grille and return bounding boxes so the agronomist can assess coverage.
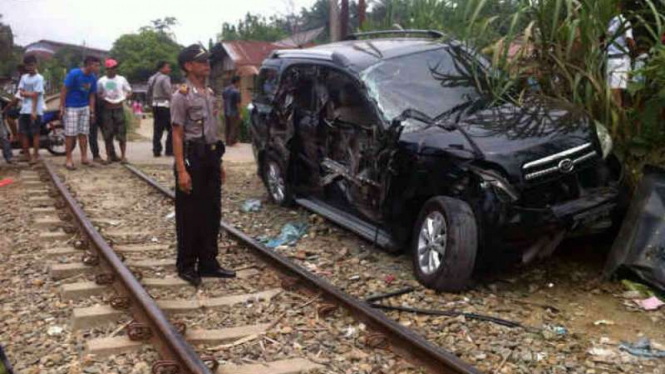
[522,143,598,182]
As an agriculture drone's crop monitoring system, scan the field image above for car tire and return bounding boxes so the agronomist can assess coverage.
[261,154,293,207]
[411,196,478,292]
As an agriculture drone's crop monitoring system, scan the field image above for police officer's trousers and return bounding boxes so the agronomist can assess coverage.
[174,144,221,272]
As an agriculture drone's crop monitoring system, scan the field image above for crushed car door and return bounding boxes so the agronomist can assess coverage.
[317,68,384,222]
[279,65,323,195]
[251,66,280,156]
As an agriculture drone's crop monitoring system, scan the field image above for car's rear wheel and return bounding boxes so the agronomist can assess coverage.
[412,196,478,292]
[262,155,293,206]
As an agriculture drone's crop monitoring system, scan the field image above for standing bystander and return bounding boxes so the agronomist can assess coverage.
[60,56,100,170]
[606,4,635,108]
[2,64,26,145]
[147,61,173,157]
[171,44,235,286]
[222,76,241,146]
[97,59,132,164]
[18,55,46,165]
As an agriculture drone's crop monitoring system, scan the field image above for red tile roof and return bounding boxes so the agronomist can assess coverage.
[221,41,284,67]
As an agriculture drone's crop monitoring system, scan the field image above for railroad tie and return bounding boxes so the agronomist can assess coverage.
[85,323,271,357]
[39,231,70,244]
[71,289,282,330]
[34,216,65,229]
[60,269,261,300]
[217,358,323,374]
[32,207,57,214]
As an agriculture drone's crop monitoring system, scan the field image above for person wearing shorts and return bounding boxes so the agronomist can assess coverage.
[60,56,100,170]
[606,7,634,107]
[97,59,132,164]
[18,56,45,165]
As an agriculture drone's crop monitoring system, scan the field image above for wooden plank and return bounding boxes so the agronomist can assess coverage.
[217,358,323,374]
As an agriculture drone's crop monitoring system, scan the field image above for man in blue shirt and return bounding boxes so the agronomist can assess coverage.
[18,55,45,165]
[222,76,242,146]
[59,56,100,170]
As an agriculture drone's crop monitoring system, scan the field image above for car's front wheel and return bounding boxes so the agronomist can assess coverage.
[262,155,293,206]
[412,196,478,292]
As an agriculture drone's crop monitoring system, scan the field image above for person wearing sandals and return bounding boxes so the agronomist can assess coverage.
[59,56,100,170]
[17,55,45,165]
[97,59,132,164]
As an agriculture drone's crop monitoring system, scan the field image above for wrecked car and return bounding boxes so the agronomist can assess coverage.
[249,30,624,292]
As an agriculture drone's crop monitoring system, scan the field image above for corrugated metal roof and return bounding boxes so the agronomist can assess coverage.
[221,41,283,67]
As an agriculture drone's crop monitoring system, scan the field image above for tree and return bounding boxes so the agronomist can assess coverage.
[218,13,289,42]
[140,17,178,41]
[0,14,22,79]
[111,28,182,83]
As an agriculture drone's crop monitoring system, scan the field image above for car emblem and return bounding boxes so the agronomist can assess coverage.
[558,158,575,173]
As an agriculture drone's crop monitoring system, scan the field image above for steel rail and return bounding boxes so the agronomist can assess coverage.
[43,161,212,374]
[124,163,482,374]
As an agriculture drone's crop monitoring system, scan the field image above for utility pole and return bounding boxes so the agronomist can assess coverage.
[329,0,340,42]
[340,0,349,40]
[358,0,366,29]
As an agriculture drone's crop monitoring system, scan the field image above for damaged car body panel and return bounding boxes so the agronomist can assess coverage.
[604,165,665,293]
[250,34,624,292]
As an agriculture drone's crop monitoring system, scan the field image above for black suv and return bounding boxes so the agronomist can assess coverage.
[249,30,623,291]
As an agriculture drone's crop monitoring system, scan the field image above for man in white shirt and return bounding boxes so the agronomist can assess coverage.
[18,55,46,165]
[606,5,635,107]
[97,59,132,163]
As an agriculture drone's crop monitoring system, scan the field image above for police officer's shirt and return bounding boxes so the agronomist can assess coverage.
[171,79,219,144]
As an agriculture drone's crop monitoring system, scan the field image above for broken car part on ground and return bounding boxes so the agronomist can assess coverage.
[249,30,624,292]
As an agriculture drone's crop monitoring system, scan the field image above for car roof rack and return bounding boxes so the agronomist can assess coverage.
[344,29,444,41]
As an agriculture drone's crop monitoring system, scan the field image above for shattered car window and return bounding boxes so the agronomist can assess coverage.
[255,68,280,103]
[361,47,478,131]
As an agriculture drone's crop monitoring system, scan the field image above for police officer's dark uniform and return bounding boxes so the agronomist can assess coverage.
[172,45,235,286]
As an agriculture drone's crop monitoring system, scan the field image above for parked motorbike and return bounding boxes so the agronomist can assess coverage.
[7,110,67,156]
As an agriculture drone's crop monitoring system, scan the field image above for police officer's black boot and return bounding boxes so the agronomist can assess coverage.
[178,268,201,287]
[198,265,236,278]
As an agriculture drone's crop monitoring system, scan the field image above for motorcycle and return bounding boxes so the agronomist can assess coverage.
[1,96,66,156]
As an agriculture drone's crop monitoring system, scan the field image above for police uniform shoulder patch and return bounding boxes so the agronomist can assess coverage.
[179,84,190,94]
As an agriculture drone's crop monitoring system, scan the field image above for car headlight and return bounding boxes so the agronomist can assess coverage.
[470,167,520,202]
[595,121,613,159]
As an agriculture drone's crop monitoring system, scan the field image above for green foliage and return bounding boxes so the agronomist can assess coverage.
[456,0,665,186]
[110,28,182,83]
[219,13,289,42]
[0,14,22,79]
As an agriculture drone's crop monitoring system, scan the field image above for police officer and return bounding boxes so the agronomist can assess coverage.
[171,44,236,286]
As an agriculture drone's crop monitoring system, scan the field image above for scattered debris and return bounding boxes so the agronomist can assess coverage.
[543,324,568,336]
[604,165,665,293]
[364,287,414,304]
[47,326,64,336]
[164,211,175,220]
[369,303,526,329]
[260,222,307,249]
[619,338,665,358]
[384,274,396,285]
[241,199,262,212]
[0,178,14,188]
[633,296,665,311]
[593,320,615,326]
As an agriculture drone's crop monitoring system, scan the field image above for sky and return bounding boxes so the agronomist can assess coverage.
[1,0,318,50]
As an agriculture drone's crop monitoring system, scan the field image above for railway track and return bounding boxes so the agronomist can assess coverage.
[27,160,482,374]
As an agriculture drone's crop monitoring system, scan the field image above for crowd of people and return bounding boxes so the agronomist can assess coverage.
[0,52,244,168]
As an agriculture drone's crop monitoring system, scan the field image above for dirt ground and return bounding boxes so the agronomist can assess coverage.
[134,161,665,374]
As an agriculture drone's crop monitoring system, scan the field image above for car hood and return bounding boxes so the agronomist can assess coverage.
[399,101,597,182]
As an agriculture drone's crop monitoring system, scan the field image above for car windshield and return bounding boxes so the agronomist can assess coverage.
[360,46,480,131]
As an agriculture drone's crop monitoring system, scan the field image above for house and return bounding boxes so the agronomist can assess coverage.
[24,39,109,61]
[210,27,324,108]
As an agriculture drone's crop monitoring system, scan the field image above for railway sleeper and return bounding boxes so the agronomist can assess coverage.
[71,288,282,330]
[85,323,271,357]
[60,269,261,300]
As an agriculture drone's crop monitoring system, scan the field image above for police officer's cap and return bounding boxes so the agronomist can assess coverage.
[178,44,211,70]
